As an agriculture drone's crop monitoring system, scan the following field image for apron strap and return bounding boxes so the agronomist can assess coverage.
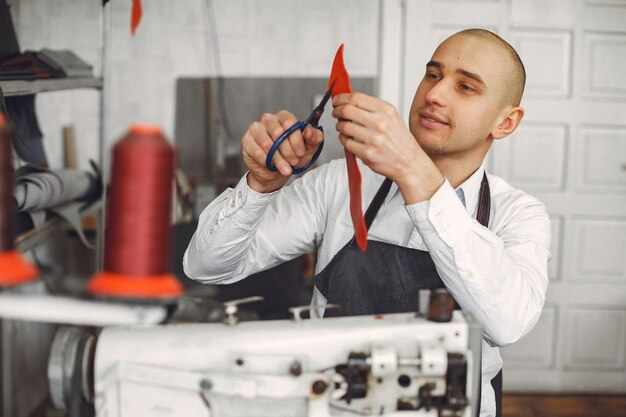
[364,178,393,229]
[476,172,490,227]
[349,178,392,248]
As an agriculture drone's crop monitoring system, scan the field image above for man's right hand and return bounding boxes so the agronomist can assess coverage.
[241,110,324,193]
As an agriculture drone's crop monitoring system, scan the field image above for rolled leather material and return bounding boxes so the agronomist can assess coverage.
[13,162,101,248]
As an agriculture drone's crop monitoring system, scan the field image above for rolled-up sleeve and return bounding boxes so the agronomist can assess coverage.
[183,162,334,285]
[405,180,551,347]
[183,174,280,283]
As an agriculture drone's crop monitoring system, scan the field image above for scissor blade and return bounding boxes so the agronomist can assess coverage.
[306,79,337,126]
[318,78,337,109]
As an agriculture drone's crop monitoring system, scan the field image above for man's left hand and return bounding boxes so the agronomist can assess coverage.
[332,92,445,204]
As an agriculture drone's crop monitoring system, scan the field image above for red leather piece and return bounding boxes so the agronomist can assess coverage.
[329,44,367,252]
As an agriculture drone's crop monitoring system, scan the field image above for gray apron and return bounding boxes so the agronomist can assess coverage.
[313,173,502,417]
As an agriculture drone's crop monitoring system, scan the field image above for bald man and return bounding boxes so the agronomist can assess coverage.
[185,29,551,417]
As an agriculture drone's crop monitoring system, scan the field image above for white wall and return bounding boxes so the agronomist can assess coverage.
[10,0,380,170]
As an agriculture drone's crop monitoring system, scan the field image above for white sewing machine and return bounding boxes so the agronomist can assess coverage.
[48,297,481,417]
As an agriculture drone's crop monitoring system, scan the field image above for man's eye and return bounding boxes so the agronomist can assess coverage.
[459,84,474,92]
[426,72,440,80]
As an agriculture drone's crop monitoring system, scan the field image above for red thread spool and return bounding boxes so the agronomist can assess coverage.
[87,124,182,300]
[0,112,38,286]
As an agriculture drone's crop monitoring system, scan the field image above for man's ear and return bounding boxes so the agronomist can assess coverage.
[491,106,524,140]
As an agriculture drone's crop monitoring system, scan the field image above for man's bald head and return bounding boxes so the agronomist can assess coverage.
[445,29,526,106]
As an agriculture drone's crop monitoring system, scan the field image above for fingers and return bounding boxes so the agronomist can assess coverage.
[335,120,372,144]
[247,121,292,175]
[332,92,392,112]
[331,92,401,148]
[277,111,306,158]
[242,107,329,177]
[244,110,319,176]
[241,131,267,167]
[331,102,375,129]
[290,126,324,171]
[262,112,300,166]
[332,92,399,129]
[303,125,324,147]
[337,133,367,156]
[338,134,383,171]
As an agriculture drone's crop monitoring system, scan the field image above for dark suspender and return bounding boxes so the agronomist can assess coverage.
[348,178,392,248]
[476,172,491,227]
[364,178,393,229]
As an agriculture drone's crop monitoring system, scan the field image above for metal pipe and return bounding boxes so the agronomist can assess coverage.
[0,293,168,326]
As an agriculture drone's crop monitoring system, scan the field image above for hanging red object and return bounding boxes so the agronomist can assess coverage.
[131,0,143,36]
[328,44,367,252]
[87,124,182,300]
[0,112,38,286]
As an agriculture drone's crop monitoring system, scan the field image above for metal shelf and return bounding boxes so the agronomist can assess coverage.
[0,77,102,97]
[14,199,102,253]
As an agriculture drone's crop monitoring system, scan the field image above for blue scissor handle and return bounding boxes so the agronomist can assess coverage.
[265,122,324,175]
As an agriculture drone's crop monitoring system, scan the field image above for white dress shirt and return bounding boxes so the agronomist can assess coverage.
[184,158,551,417]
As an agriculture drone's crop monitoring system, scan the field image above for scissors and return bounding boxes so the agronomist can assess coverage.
[265,79,336,175]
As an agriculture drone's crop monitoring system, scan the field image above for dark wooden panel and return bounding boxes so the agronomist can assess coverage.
[503,395,626,417]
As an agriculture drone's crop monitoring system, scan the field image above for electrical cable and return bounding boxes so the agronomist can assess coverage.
[203,0,234,144]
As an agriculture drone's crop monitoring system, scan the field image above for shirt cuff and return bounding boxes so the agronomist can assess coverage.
[405,179,474,248]
[226,173,280,225]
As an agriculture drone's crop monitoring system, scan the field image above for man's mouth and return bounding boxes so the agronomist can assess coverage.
[419,111,449,128]
[420,111,448,124]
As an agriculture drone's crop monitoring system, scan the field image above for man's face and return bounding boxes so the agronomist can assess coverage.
[409,34,512,157]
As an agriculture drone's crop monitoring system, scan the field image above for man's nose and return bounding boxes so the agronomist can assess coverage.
[424,80,448,107]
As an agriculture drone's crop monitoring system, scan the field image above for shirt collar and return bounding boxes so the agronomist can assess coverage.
[455,162,486,216]
[386,161,486,214]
